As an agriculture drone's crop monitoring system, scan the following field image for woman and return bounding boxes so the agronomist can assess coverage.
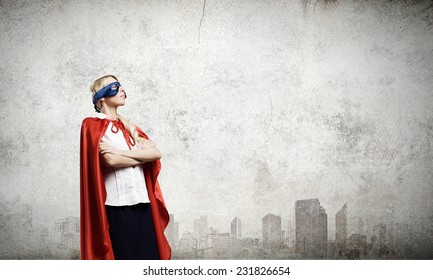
[79,74,171,260]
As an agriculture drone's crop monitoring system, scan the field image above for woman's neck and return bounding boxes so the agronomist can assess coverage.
[101,107,118,120]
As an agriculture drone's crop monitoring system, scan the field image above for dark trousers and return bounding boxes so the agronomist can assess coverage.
[105,202,160,260]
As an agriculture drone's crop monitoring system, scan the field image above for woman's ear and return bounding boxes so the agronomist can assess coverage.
[96,99,103,109]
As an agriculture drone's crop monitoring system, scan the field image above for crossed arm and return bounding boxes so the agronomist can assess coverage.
[99,139,161,168]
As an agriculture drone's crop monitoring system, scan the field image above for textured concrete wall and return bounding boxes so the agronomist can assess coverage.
[0,0,432,259]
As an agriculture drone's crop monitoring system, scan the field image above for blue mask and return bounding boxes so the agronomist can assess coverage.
[93,82,125,112]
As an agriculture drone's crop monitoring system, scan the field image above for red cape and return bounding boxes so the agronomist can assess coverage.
[79,117,171,260]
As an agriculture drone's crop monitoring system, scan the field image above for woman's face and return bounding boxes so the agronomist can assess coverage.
[100,77,127,108]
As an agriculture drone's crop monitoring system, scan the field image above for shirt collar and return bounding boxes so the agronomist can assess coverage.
[95,112,108,119]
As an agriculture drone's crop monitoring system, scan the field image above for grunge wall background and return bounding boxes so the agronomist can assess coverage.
[0,0,432,259]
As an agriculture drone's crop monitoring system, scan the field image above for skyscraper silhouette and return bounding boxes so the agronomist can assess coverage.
[335,203,347,255]
[295,199,328,258]
[231,217,242,239]
[262,214,282,250]
[193,215,208,238]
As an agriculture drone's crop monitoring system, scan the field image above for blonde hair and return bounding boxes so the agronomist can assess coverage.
[90,74,145,146]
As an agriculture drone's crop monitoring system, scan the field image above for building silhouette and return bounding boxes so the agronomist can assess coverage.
[262,214,282,250]
[166,214,179,248]
[178,231,197,254]
[231,217,242,239]
[193,215,208,238]
[54,217,79,255]
[295,199,328,258]
[174,221,179,246]
[210,232,241,259]
[371,223,389,258]
[335,203,347,255]
[358,217,365,236]
[346,233,368,259]
[287,219,295,247]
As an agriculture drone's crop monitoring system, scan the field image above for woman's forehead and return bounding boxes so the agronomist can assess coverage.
[105,77,118,84]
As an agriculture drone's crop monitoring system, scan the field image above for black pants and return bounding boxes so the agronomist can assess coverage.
[105,203,160,260]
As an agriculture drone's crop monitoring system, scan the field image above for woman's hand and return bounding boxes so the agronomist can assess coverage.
[99,142,119,155]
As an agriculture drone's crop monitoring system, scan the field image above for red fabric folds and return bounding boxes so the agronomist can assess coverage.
[79,117,171,260]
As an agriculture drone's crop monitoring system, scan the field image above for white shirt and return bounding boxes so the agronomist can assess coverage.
[96,112,150,206]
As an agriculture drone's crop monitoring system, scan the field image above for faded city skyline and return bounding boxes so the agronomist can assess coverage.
[166,198,432,259]
[1,193,431,259]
